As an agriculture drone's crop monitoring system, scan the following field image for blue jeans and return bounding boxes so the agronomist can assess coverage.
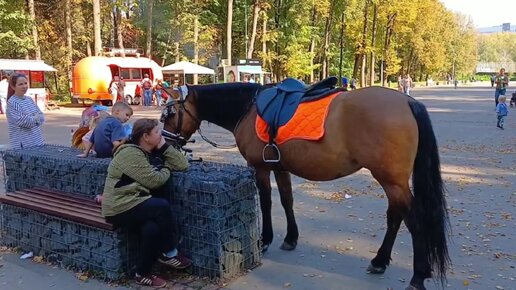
[106,197,179,275]
[143,89,153,106]
[495,88,506,106]
[0,95,6,114]
[155,90,162,106]
[497,115,506,128]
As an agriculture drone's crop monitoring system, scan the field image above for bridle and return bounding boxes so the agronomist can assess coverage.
[160,86,237,149]
[160,86,200,146]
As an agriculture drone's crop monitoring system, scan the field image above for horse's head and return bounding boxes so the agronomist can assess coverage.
[160,85,201,145]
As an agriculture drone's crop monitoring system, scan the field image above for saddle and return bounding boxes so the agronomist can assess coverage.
[255,77,340,162]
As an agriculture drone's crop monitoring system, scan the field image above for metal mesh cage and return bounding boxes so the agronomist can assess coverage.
[170,162,261,280]
[0,144,261,281]
[0,204,138,280]
[2,145,109,198]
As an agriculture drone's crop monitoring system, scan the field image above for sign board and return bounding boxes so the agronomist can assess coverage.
[235,59,262,66]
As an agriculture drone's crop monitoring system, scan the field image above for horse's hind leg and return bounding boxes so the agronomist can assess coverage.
[367,177,411,274]
[273,170,299,250]
[255,168,273,252]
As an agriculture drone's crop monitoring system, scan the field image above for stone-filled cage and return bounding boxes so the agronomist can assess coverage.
[0,144,262,281]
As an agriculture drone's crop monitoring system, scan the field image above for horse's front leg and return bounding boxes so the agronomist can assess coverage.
[255,168,273,252]
[273,170,298,251]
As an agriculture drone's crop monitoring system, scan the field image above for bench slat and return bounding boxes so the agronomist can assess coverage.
[10,192,102,217]
[0,190,113,231]
[28,188,100,206]
[13,191,102,214]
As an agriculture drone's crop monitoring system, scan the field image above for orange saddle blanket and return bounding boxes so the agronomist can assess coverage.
[255,93,338,144]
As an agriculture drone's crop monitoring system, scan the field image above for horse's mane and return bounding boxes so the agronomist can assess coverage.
[191,83,262,132]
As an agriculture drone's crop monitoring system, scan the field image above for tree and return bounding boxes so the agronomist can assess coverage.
[0,0,33,58]
[247,0,260,59]
[369,3,378,86]
[93,0,101,55]
[227,0,233,65]
[28,0,40,59]
[65,0,72,95]
[145,0,154,58]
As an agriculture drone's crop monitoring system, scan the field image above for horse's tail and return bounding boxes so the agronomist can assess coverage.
[408,98,450,283]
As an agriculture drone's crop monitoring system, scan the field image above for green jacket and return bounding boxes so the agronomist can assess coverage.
[101,143,188,217]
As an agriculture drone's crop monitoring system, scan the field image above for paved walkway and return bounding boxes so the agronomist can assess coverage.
[0,83,515,290]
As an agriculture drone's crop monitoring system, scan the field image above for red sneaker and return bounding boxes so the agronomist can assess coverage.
[135,273,167,288]
[158,253,192,269]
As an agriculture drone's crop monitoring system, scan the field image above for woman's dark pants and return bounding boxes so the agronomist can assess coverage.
[107,197,178,275]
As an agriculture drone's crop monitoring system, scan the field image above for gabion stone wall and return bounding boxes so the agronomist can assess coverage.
[170,163,261,279]
[2,145,109,198]
[0,204,138,280]
[1,144,261,281]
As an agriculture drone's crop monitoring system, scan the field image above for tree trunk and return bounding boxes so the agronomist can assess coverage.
[28,0,41,59]
[226,0,234,65]
[309,5,317,84]
[146,0,154,58]
[273,0,282,81]
[261,12,268,74]
[382,13,396,86]
[93,0,102,56]
[247,0,260,59]
[369,4,377,86]
[321,0,336,80]
[115,6,125,56]
[359,0,370,87]
[193,15,199,84]
[65,0,72,95]
[86,40,92,56]
[338,10,345,86]
[175,42,180,63]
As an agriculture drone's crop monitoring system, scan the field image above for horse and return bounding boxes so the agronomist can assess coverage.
[161,83,450,290]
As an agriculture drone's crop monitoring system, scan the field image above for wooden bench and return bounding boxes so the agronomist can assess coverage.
[0,187,135,280]
[0,187,112,230]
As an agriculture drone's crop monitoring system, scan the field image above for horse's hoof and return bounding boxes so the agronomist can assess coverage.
[366,263,386,274]
[280,241,297,251]
[261,243,270,253]
[405,285,423,290]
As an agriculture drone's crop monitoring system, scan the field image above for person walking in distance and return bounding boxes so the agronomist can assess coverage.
[494,68,509,107]
[495,96,508,130]
[141,74,153,107]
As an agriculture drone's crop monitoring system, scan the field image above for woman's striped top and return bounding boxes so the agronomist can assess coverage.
[6,95,45,149]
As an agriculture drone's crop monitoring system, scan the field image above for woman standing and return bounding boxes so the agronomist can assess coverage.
[102,118,191,288]
[494,68,509,106]
[6,73,45,149]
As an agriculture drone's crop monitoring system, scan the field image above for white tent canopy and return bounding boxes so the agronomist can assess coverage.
[0,59,57,71]
[162,61,214,75]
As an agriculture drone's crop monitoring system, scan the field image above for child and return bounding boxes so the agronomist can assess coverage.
[510,91,516,108]
[81,110,110,152]
[78,102,133,158]
[496,96,508,130]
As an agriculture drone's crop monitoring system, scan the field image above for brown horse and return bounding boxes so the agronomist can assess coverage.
[161,83,450,290]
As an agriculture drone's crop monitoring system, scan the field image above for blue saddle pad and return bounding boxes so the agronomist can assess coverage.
[256,77,339,128]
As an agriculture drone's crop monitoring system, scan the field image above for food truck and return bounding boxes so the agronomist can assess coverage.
[72,54,162,105]
[219,59,270,84]
[0,59,57,112]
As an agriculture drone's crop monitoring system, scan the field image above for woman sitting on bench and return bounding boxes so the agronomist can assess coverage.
[101,118,191,288]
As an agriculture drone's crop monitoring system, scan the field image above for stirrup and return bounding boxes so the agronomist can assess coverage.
[262,143,281,163]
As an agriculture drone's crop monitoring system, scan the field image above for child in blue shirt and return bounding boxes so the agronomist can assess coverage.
[78,102,133,158]
[496,96,508,130]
